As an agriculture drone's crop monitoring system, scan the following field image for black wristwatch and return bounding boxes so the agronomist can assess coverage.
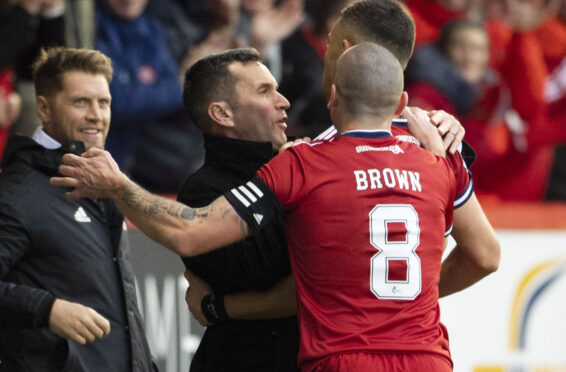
[201,293,229,324]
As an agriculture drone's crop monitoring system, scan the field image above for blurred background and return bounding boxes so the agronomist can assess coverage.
[2,0,565,201]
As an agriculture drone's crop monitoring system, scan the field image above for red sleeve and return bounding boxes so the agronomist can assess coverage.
[439,157,457,236]
[445,150,472,208]
[257,145,309,209]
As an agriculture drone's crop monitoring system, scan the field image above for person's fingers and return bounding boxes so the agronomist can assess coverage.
[78,309,109,342]
[80,327,97,343]
[81,148,106,158]
[70,332,87,345]
[279,141,295,154]
[91,311,111,337]
[450,129,466,154]
[50,176,77,188]
[436,120,452,136]
[61,153,83,166]
[75,319,97,343]
[58,164,81,177]
[184,270,196,283]
[442,130,455,150]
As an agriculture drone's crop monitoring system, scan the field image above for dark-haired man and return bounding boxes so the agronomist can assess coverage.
[0,47,155,371]
[178,48,299,371]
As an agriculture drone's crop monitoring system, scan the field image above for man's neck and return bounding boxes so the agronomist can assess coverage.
[337,119,392,135]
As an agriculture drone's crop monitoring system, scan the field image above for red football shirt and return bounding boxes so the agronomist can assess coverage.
[257,130,456,370]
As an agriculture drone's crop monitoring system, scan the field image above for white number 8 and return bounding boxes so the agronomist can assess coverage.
[369,204,421,300]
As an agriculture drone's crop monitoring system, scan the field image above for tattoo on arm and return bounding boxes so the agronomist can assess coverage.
[181,207,196,221]
[120,180,186,218]
[120,181,250,237]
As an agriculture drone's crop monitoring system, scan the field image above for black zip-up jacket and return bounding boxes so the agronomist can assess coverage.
[0,136,155,371]
[177,133,299,372]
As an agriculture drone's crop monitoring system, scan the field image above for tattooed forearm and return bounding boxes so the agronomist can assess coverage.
[120,180,186,218]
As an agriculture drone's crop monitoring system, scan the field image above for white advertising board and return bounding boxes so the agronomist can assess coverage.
[441,230,566,372]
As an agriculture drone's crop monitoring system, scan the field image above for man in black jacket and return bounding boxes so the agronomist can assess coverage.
[0,47,154,371]
[177,48,299,371]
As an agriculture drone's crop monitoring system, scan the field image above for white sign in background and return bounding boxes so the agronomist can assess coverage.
[440,230,566,372]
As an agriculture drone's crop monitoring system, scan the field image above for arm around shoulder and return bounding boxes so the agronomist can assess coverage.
[223,274,297,320]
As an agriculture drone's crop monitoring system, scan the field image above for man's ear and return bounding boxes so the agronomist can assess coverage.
[342,39,353,52]
[327,84,339,110]
[36,96,50,125]
[208,101,235,128]
[394,91,409,116]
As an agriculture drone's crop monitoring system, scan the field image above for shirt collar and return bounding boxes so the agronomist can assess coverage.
[339,129,393,138]
[31,128,61,149]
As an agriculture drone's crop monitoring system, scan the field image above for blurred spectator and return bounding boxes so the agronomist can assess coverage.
[126,0,303,193]
[94,0,202,193]
[543,0,566,200]
[405,0,469,50]
[0,0,65,137]
[406,0,565,201]
[169,0,243,79]
[0,70,21,162]
[177,0,304,81]
[279,0,352,138]
[405,21,516,172]
[241,0,304,80]
[145,0,206,67]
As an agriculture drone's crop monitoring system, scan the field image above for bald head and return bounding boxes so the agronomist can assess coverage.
[334,42,403,122]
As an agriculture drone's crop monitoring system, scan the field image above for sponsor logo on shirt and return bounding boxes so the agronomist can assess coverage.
[396,135,420,146]
[356,144,404,154]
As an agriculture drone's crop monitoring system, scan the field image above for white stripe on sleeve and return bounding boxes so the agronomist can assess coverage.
[239,185,257,203]
[231,189,250,207]
[247,181,264,198]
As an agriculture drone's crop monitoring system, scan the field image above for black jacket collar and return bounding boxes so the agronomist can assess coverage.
[1,135,85,176]
[203,133,275,179]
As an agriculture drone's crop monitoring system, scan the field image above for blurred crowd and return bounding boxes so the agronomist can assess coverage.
[1,0,565,201]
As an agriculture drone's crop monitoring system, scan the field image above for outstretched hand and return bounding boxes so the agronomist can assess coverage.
[50,148,127,200]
